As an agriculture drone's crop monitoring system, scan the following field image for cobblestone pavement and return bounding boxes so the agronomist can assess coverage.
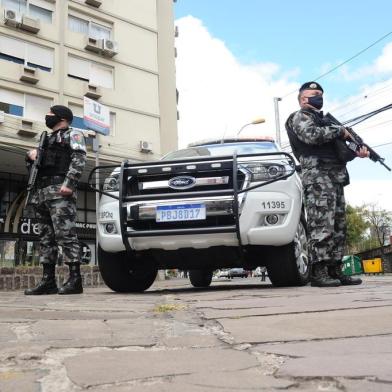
[0,275,391,391]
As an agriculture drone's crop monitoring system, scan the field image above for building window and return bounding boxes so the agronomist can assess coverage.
[0,89,24,116]
[0,34,54,72]
[68,15,89,35]
[29,2,52,23]
[90,22,111,40]
[68,55,114,89]
[68,14,112,40]
[1,0,53,24]
[0,88,52,121]
[24,94,52,121]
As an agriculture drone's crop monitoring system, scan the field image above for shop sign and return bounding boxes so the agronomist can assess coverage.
[83,97,110,135]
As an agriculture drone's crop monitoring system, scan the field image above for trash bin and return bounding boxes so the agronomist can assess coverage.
[362,258,383,275]
[342,255,363,276]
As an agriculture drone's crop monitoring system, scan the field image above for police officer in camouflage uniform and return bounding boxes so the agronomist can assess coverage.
[286,82,369,287]
[24,105,87,295]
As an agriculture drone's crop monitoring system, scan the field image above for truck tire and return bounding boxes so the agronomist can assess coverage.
[98,246,157,293]
[266,217,310,287]
[189,270,213,288]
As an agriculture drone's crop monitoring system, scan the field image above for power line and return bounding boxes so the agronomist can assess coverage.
[335,89,392,120]
[373,141,392,148]
[282,30,392,99]
[330,79,392,111]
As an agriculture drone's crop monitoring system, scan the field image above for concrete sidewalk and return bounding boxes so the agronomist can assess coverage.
[0,276,391,391]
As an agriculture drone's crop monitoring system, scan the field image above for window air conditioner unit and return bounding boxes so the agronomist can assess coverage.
[84,83,102,100]
[85,36,101,53]
[139,140,152,153]
[101,39,118,57]
[4,9,21,27]
[19,65,39,84]
[85,0,102,7]
[21,15,40,33]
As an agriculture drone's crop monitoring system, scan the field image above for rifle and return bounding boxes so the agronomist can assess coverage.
[25,131,47,208]
[324,112,391,171]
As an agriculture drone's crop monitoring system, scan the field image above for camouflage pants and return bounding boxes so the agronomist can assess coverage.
[36,195,80,265]
[304,182,346,266]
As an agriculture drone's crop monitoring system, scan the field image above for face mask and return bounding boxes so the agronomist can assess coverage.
[45,114,61,129]
[307,95,323,110]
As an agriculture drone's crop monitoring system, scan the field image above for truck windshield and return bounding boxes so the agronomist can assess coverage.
[163,142,278,160]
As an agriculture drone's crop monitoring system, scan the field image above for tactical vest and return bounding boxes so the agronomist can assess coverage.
[285,109,339,162]
[38,128,72,178]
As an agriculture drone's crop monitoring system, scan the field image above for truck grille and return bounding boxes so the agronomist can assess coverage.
[126,162,246,197]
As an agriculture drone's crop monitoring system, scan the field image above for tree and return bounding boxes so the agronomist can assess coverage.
[345,204,368,253]
[362,204,392,249]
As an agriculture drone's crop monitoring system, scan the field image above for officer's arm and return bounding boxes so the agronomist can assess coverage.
[62,130,87,191]
[293,112,344,145]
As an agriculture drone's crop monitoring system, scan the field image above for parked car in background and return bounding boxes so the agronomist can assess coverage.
[215,269,230,279]
[228,268,248,279]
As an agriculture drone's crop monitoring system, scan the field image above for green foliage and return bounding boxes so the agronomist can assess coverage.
[346,203,392,253]
[346,204,368,253]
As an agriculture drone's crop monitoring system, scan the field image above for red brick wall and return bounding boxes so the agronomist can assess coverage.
[0,265,103,291]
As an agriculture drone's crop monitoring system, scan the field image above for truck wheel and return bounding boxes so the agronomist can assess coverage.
[189,270,213,288]
[98,246,157,293]
[266,217,310,287]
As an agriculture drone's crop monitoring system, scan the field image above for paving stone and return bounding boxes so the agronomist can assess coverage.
[218,307,392,343]
[197,290,392,319]
[0,325,16,342]
[253,335,392,357]
[65,348,259,388]
[175,368,295,389]
[277,354,392,381]
[159,335,222,348]
[338,378,392,392]
[32,319,111,342]
[0,370,44,392]
[0,277,392,392]
[87,369,295,392]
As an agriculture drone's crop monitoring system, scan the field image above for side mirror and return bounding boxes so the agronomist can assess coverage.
[295,164,302,173]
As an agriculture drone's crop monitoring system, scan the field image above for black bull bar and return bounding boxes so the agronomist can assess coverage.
[88,152,296,252]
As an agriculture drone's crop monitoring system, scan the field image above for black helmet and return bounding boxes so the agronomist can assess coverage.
[50,105,73,123]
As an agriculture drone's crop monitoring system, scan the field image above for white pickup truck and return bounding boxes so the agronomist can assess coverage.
[90,138,310,292]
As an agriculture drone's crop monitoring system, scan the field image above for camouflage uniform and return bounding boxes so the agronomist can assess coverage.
[286,109,348,267]
[31,128,86,266]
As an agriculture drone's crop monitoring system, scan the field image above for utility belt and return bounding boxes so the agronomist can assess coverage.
[36,175,65,188]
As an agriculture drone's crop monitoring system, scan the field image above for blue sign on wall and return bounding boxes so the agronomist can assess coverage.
[83,97,110,135]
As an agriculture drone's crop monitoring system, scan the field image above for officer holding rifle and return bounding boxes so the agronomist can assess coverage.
[286,82,369,287]
[24,105,86,295]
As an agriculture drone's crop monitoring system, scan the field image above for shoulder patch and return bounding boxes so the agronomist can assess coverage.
[70,129,87,153]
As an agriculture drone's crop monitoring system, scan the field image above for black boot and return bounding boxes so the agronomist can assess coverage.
[58,263,83,295]
[328,264,362,286]
[25,264,58,295]
[311,263,341,287]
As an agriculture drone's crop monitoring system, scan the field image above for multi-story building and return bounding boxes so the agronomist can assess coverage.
[0,0,178,265]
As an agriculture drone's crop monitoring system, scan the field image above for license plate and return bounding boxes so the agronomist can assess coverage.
[156,203,206,222]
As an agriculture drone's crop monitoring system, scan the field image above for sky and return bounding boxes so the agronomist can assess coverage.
[173,0,392,211]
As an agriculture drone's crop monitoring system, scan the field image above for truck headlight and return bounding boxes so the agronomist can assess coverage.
[241,163,288,182]
[103,174,120,192]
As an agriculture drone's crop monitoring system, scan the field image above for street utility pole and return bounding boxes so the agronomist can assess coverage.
[274,97,282,146]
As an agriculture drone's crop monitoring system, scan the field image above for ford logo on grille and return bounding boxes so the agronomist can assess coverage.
[168,176,196,189]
